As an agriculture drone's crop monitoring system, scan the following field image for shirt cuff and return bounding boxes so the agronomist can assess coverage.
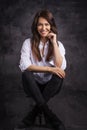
[19,63,30,72]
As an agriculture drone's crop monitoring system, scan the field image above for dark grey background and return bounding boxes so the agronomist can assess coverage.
[0,0,87,130]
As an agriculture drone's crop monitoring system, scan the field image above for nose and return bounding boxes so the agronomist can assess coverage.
[42,25,46,30]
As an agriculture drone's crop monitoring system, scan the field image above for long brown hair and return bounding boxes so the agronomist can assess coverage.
[31,9,58,61]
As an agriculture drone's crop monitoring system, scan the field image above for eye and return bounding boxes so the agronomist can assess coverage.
[45,23,50,26]
[37,23,42,26]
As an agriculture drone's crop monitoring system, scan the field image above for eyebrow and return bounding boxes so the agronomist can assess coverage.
[37,22,50,25]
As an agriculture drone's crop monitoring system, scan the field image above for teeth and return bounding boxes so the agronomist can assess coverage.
[41,31,47,33]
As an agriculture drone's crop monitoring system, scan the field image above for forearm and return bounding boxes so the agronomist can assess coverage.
[53,42,63,67]
[27,65,65,78]
[27,65,51,73]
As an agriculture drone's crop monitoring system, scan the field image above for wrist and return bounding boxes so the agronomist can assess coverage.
[47,66,52,73]
[53,41,58,47]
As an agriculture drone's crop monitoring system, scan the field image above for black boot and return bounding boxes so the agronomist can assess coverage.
[22,105,39,126]
[41,104,65,130]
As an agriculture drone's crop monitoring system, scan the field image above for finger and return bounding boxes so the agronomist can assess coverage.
[57,71,65,78]
[59,69,65,78]
[62,71,65,78]
[56,72,63,78]
[47,32,54,37]
[61,72,65,78]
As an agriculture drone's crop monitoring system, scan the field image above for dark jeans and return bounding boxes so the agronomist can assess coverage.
[21,70,65,129]
[22,70,63,105]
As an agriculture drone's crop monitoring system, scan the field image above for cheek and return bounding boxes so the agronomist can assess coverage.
[37,27,41,32]
[48,26,51,30]
[48,28,51,32]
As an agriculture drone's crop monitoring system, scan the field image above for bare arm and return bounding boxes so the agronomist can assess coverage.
[27,65,65,78]
[28,65,50,73]
[47,32,63,67]
[53,42,63,67]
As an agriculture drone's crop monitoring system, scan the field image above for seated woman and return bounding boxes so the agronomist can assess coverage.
[19,9,67,130]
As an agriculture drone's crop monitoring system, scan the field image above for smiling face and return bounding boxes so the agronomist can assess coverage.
[37,17,51,38]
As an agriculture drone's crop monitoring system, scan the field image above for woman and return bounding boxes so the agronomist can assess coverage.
[19,9,66,130]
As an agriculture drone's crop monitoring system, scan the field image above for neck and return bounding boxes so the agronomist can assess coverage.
[41,37,48,44]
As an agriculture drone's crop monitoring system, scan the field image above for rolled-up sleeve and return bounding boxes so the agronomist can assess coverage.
[49,41,67,70]
[59,41,67,70]
[19,39,32,72]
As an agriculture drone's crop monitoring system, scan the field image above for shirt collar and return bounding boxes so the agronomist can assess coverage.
[39,40,49,47]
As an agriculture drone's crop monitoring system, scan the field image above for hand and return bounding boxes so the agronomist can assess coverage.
[50,67,66,78]
[47,31,57,44]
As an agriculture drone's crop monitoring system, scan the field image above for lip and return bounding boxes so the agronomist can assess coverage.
[40,31,48,34]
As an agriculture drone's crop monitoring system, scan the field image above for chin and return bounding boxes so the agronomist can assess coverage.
[41,34,48,37]
[42,35,47,37]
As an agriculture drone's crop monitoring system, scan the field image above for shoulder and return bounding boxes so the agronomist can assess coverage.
[58,41,65,49]
[21,38,31,51]
[23,38,31,45]
[22,38,31,48]
[58,41,63,46]
[58,41,66,54]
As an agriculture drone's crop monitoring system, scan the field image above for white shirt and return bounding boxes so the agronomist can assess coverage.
[19,38,67,84]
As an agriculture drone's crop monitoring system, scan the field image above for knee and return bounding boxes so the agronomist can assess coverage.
[53,74,63,86]
[54,76,64,94]
[22,69,32,78]
[53,74,63,82]
[22,70,34,83]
